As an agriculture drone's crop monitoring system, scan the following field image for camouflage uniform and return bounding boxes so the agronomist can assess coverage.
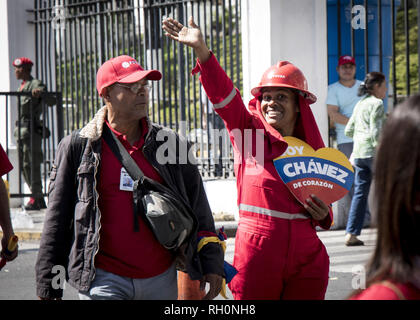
[13,76,47,201]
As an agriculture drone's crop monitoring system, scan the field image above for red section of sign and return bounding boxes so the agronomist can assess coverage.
[286,177,348,206]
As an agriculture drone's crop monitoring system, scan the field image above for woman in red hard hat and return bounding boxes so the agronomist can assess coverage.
[163,17,332,300]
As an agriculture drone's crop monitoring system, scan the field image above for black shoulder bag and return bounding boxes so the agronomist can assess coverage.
[102,125,194,251]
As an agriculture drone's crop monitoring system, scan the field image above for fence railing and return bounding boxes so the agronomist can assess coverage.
[30,0,242,178]
[327,0,420,146]
[0,92,63,198]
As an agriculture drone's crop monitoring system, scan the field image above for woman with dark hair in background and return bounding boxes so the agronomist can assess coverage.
[343,72,387,246]
[351,95,420,299]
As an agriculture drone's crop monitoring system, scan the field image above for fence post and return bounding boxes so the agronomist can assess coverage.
[418,0,420,91]
[177,2,187,138]
[56,92,64,142]
[97,0,106,65]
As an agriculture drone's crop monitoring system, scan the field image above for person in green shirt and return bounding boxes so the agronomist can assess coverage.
[344,72,387,246]
[12,57,52,210]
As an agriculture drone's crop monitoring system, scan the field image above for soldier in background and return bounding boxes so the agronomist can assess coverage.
[13,57,53,210]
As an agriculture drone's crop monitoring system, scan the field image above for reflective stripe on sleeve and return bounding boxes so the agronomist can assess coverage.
[213,88,237,109]
[239,203,310,220]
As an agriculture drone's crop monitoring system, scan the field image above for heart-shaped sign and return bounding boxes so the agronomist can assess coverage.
[273,137,354,206]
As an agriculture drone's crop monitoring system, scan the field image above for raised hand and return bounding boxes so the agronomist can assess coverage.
[162,16,203,48]
[162,16,211,63]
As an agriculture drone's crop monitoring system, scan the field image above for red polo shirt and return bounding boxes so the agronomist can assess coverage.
[95,119,174,278]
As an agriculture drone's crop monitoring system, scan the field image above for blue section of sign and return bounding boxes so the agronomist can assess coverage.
[273,156,354,191]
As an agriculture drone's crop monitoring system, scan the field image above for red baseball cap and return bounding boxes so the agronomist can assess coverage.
[13,57,34,67]
[96,55,162,96]
[338,55,356,67]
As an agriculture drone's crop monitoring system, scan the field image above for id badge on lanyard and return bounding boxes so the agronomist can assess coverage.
[119,167,134,191]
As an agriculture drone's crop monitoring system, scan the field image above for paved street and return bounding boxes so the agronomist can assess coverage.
[319,228,376,299]
[0,228,376,300]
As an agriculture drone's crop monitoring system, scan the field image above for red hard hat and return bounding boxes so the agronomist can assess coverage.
[251,61,317,104]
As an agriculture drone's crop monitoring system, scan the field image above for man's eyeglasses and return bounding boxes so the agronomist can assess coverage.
[115,82,151,94]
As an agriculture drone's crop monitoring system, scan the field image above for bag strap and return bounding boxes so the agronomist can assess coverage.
[102,124,144,181]
[102,124,147,232]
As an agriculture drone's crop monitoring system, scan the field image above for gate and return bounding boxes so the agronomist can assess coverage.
[0,92,63,199]
[327,0,420,146]
[30,0,242,178]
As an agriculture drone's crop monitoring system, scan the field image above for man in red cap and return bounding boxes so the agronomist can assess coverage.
[12,57,52,210]
[36,55,224,300]
[326,56,365,245]
[163,17,332,299]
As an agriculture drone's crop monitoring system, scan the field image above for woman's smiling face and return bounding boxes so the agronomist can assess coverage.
[260,87,299,136]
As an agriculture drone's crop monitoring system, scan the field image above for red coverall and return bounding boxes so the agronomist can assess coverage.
[192,53,332,300]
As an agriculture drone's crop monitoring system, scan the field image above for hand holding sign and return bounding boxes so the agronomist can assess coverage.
[273,137,354,207]
[304,194,331,221]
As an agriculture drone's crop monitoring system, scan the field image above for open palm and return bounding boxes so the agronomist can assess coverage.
[162,17,204,49]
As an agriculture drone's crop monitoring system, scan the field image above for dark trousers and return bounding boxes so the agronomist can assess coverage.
[346,157,373,236]
[338,143,370,229]
[18,134,43,198]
